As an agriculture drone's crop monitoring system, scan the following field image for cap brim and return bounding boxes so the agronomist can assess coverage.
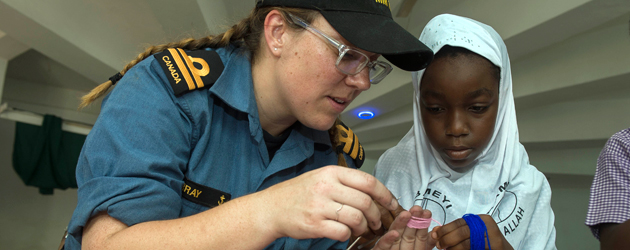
[320,11,433,71]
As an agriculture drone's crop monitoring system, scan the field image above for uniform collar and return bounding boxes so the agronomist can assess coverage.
[293,122,332,147]
[209,47,258,117]
[210,46,333,149]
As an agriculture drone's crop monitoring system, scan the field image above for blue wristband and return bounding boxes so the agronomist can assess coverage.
[462,214,492,250]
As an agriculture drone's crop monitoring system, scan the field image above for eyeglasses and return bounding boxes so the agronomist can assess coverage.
[287,13,393,84]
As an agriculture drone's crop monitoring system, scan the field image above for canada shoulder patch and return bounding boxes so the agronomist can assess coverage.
[336,122,365,168]
[154,49,224,96]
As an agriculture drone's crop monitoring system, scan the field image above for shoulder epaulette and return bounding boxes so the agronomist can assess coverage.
[336,121,365,168]
[154,48,224,96]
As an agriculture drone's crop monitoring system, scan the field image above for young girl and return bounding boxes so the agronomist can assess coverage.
[375,14,557,249]
[64,1,435,249]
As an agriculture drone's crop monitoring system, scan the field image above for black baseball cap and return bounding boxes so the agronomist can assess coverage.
[256,0,433,71]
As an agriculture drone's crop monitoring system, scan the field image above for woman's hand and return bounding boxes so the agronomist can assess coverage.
[372,205,436,250]
[259,166,399,242]
[431,214,514,250]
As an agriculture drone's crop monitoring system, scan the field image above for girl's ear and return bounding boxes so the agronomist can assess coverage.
[263,10,288,56]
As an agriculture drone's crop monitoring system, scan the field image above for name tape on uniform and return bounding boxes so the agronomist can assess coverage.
[182,177,231,208]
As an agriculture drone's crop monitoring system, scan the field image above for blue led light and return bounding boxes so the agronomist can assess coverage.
[357,111,375,119]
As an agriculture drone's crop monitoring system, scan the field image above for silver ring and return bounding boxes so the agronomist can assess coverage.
[335,204,344,221]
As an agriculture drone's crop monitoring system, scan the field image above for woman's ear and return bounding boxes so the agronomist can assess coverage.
[263,10,288,56]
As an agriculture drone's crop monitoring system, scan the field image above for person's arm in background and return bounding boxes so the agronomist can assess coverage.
[585,128,630,249]
[599,220,630,250]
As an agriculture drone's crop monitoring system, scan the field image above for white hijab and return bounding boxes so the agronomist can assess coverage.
[375,14,557,249]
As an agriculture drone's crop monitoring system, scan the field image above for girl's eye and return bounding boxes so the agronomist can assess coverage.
[425,107,444,113]
[470,106,488,113]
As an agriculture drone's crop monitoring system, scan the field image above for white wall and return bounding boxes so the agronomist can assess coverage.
[0,118,78,250]
[0,57,6,102]
[547,173,599,250]
[0,63,89,249]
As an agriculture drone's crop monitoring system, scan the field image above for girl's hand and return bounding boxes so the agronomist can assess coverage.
[348,202,406,249]
[260,166,399,242]
[372,205,437,250]
[431,214,514,250]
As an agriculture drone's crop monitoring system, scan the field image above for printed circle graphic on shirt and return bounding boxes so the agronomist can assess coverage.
[418,198,447,226]
[490,190,518,223]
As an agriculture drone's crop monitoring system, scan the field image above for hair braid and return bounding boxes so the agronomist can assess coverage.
[79,36,238,108]
[80,7,317,109]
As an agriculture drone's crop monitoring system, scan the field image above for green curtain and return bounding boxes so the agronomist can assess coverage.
[12,114,86,195]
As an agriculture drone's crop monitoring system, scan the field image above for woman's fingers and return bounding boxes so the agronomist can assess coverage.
[264,166,399,242]
[329,166,399,233]
[380,203,406,230]
[315,218,353,242]
[350,201,406,250]
[329,183,383,232]
[330,202,369,236]
[334,167,398,211]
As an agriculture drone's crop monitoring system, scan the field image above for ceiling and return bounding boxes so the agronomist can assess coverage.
[1,0,629,166]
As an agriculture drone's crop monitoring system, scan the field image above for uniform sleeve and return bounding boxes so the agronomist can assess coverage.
[585,131,630,239]
[67,57,196,244]
[310,238,349,249]
[343,153,358,169]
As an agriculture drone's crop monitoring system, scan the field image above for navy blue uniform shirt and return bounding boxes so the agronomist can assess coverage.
[65,46,355,249]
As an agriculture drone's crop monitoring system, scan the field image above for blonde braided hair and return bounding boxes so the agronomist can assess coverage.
[79,7,350,168]
[79,7,317,108]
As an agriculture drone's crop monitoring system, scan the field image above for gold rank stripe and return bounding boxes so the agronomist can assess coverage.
[337,124,360,159]
[350,133,359,159]
[375,0,390,8]
[167,48,196,91]
[177,48,205,88]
